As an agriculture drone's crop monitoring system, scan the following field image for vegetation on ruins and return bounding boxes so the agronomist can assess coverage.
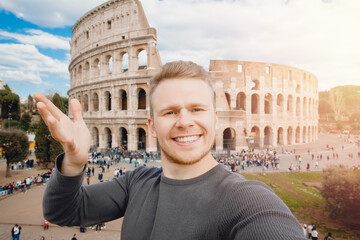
[0,130,29,177]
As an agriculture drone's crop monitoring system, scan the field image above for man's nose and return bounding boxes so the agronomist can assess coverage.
[175,109,194,128]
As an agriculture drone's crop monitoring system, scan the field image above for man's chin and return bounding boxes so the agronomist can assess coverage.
[162,149,211,166]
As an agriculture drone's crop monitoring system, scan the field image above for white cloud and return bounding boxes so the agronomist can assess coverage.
[0,43,69,84]
[0,29,70,50]
[0,0,107,28]
[141,0,360,90]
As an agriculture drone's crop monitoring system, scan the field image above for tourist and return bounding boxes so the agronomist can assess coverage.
[71,234,77,240]
[324,232,332,240]
[307,224,313,239]
[311,226,318,239]
[37,61,305,239]
[43,219,49,230]
[11,224,21,240]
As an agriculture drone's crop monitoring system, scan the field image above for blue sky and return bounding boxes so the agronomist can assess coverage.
[0,0,359,101]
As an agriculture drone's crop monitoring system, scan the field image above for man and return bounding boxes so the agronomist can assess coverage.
[71,234,77,240]
[36,61,305,239]
[11,224,21,240]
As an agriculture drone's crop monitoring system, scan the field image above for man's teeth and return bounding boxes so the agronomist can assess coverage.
[174,136,200,143]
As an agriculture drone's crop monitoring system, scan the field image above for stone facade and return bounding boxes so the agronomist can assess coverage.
[68,0,318,153]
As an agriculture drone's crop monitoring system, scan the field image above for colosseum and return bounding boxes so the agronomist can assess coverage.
[68,0,318,153]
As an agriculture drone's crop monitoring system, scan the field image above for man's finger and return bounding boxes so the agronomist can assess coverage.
[70,99,83,122]
[37,102,53,126]
[34,93,63,121]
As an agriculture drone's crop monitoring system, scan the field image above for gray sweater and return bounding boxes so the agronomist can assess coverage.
[43,154,305,239]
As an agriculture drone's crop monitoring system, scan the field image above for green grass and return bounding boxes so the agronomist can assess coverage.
[243,172,325,212]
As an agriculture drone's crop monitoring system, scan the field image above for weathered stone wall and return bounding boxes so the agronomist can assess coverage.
[210,60,318,151]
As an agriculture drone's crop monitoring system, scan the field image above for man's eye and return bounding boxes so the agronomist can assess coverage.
[166,111,174,115]
[193,108,202,112]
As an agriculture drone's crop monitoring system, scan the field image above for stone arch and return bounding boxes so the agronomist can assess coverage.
[236,92,246,110]
[137,127,146,150]
[296,97,301,117]
[119,89,127,110]
[277,127,284,145]
[295,126,300,143]
[251,94,260,114]
[121,52,129,72]
[287,126,293,145]
[302,126,307,143]
[303,97,307,118]
[92,127,99,147]
[105,127,112,148]
[92,58,100,76]
[308,98,311,118]
[264,126,273,146]
[73,69,77,85]
[105,54,113,74]
[312,126,315,142]
[287,95,293,113]
[138,88,146,109]
[83,94,89,112]
[264,93,272,114]
[137,49,147,70]
[225,92,231,109]
[92,92,99,111]
[84,61,90,80]
[77,65,82,82]
[104,91,111,111]
[119,127,128,148]
[250,126,260,148]
[223,127,236,151]
[308,126,311,142]
[277,94,284,113]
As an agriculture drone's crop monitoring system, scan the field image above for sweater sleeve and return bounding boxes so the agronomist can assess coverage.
[43,153,132,227]
[222,180,306,240]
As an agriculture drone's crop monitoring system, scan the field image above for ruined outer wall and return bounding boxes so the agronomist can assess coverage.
[210,60,318,151]
[68,0,161,152]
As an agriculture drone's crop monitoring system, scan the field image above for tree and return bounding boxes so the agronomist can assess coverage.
[3,84,11,92]
[35,118,51,166]
[329,89,344,121]
[19,112,32,132]
[0,130,29,177]
[35,93,66,166]
[0,90,21,120]
[49,93,65,162]
[27,95,35,113]
[321,166,360,225]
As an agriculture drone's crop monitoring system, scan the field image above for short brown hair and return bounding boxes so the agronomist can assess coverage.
[149,61,215,117]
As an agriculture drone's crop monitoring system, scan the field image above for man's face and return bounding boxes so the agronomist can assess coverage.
[148,78,217,165]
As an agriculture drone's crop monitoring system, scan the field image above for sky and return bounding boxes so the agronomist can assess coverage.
[0,0,359,101]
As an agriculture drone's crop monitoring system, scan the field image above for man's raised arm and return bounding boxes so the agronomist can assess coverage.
[34,93,91,176]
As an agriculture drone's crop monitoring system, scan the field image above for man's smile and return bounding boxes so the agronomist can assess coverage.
[172,135,201,144]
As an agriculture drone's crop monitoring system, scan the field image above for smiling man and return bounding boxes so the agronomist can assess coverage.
[36,61,305,239]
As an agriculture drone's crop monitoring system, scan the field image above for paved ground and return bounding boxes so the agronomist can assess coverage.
[0,132,359,240]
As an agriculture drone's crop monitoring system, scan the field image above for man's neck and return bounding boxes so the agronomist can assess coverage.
[161,154,218,180]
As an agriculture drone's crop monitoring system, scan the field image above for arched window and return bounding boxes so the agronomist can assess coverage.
[92,127,99,147]
[92,58,100,76]
[138,128,146,150]
[105,127,112,148]
[119,90,127,110]
[106,55,113,74]
[119,127,128,148]
[138,89,146,109]
[121,53,129,72]
[264,126,273,146]
[137,49,147,70]
[264,93,272,114]
[92,93,99,111]
[251,94,259,114]
[225,92,231,109]
[236,92,246,110]
[223,128,236,151]
[83,94,89,112]
[104,91,111,111]
[277,127,284,145]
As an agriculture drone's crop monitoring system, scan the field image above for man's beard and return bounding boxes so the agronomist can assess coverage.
[159,139,214,166]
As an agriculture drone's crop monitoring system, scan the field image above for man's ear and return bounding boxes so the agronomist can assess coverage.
[148,117,157,138]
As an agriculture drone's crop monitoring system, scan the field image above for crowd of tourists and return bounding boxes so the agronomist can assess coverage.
[214,149,281,172]
[0,170,52,197]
